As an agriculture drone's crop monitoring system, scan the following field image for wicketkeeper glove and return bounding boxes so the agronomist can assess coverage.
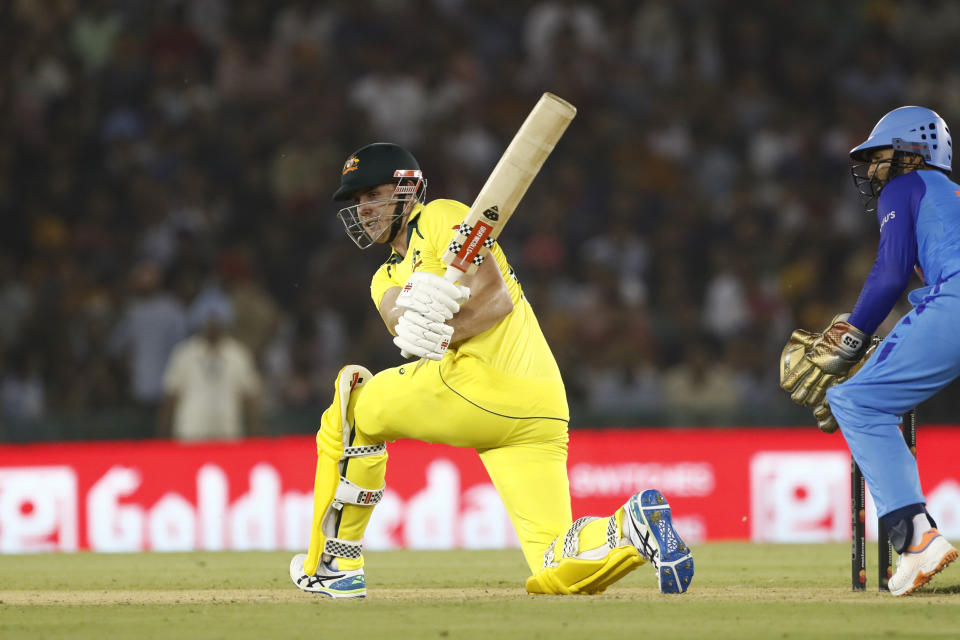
[808,335,883,433]
[812,401,840,433]
[779,313,871,408]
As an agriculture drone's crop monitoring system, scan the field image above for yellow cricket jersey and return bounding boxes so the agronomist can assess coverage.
[370,199,569,421]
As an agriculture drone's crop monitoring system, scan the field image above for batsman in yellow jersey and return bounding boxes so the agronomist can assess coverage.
[289,142,694,598]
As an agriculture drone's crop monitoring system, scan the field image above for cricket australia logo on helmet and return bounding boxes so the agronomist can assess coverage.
[342,156,360,175]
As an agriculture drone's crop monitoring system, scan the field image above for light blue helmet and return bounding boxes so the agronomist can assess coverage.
[850,106,952,172]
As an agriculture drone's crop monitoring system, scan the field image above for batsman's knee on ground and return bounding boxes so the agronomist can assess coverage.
[526,513,644,595]
[477,439,572,573]
[526,490,694,595]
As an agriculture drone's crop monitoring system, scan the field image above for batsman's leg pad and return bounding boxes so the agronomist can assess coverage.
[304,365,386,575]
[525,547,642,595]
[525,515,644,595]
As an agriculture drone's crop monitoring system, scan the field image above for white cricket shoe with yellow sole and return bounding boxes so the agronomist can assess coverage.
[888,528,958,596]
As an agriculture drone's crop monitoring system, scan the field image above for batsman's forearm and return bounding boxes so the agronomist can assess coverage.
[449,292,513,344]
[378,287,403,335]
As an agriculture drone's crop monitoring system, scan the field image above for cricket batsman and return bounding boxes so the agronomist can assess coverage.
[780,106,959,595]
[288,142,694,597]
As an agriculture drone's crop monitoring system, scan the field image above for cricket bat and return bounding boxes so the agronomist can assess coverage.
[441,92,577,282]
[402,93,576,363]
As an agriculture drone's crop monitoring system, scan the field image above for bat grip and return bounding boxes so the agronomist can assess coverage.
[443,265,464,283]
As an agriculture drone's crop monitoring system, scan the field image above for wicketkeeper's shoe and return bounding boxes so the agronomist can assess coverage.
[623,489,694,594]
[888,529,958,596]
[289,553,366,598]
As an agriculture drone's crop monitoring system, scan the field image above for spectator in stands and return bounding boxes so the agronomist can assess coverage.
[1,1,959,437]
[0,347,45,420]
[158,292,261,441]
[662,339,741,424]
[109,261,187,420]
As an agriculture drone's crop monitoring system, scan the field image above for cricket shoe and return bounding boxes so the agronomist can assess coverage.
[289,553,366,598]
[623,489,694,594]
[888,529,958,596]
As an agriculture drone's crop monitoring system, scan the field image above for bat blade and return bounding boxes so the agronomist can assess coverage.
[442,92,577,280]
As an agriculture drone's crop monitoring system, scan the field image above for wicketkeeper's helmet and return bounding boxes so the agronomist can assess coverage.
[849,105,952,172]
[849,106,952,213]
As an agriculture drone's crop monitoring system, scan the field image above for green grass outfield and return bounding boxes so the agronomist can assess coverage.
[2,542,958,640]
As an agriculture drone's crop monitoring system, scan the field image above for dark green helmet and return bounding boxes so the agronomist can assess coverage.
[332,142,421,201]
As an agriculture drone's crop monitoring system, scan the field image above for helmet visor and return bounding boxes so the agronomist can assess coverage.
[337,197,405,249]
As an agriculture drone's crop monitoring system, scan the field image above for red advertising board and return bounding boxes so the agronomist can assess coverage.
[1,428,958,553]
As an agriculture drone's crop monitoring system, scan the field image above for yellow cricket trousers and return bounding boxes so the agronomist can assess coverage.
[344,355,571,573]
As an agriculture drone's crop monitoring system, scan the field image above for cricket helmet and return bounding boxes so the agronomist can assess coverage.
[332,142,423,201]
[333,142,427,249]
[849,106,952,172]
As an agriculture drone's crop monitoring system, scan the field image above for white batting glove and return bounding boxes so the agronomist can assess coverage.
[394,309,454,361]
[455,285,470,305]
[396,272,469,322]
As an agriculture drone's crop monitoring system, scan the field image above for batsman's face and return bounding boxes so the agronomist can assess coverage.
[354,183,404,243]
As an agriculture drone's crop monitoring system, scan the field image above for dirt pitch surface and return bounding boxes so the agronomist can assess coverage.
[3,584,959,606]
[2,544,958,640]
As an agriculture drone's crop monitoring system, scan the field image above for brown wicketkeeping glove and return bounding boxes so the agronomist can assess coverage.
[779,313,870,408]
[812,401,840,433]
[804,336,883,433]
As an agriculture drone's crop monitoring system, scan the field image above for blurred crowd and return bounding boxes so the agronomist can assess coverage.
[2,0,959,439]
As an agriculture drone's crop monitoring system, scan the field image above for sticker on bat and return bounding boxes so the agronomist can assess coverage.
[482,206,500,221]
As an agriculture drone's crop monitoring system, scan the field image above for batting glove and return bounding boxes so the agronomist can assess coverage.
[396,272,470,322]
[394,309,455,361]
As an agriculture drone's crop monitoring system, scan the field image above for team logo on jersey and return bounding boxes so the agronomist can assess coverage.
[482,205,500,221]
[342,156,360,175]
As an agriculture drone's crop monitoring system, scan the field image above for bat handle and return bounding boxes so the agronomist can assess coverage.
[443,265,464,283]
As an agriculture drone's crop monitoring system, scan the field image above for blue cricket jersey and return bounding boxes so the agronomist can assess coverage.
[848,170,960,333]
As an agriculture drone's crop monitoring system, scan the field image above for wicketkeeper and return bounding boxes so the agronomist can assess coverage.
[288,142,694,597]
[780,106,958,595]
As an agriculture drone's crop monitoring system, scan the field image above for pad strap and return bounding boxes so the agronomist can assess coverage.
[323,537,363,560]
[544,516,601,568]
[563,516,598,558]
[334,476,384,506]
[344,442,386,458]
[606,515,619,549]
